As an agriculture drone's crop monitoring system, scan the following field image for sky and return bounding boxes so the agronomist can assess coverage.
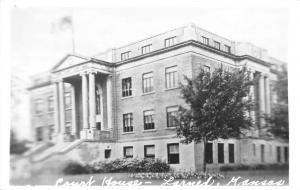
[9,7,289,140]
[11,8,288,75]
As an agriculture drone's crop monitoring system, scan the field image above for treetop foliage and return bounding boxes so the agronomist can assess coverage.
[176,67,255,144]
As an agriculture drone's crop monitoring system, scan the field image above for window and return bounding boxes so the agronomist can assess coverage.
[224,45,231,53]
[284,147,288,163]
[261,144,265,163]
[96,122,101,131]
[166,106,178,128]
[142,72,154,93]
[218,143,224,164]
[121,51,131,61]
[253,144,256,156]
[65,92,71,109]
[167,143,179,164]
[165,37,176,48]
[203,65,210,73]
[142,44,152,54]
[144,145,155,158]
[229,143,235,163]
[48,125,54,140]
[123,113,133,132]
[214,41,220,50]
[165,66,178,89]
[277,146,281,162]
[269,144,272,156]
[36,127,43,141]
[123,146,133,158]
[144,110,155,130]
[122,77,132,97]
[34,99,43,114]
[205,143,213,164]
[47,96,54,112]
[202,36,209,45]
[105,149,111,159]
[65,122,71,134]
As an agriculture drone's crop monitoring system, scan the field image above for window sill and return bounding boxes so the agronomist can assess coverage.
[165,87,180,91]
[122,131,135,135]
[142,129,157,133]
[34,113,44,116]
[121,96,134,100]
[142,91,155,96]
[165,127,177,130]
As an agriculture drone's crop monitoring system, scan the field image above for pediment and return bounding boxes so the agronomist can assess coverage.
[52,54,90,72]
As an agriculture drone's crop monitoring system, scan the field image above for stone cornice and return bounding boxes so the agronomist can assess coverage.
[115,40,272,67]
[27,81,52,91]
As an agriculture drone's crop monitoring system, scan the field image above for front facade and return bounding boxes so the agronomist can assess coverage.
[28,24,288,170]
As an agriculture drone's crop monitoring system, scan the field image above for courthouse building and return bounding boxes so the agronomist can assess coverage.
[27,24,288,170]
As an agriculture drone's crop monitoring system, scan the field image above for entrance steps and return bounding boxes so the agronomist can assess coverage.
[31,139,85,162]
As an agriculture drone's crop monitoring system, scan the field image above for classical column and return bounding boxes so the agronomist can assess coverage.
[53,82,60,134]
[71,84,77,137]
[89,71,96,129]
[99,85,104,129]
[58,80,66,137]
[259,73,266,114]
[249,70,256,122]
[81,72,89,130]
[106,75,113,129]
[264,75,271,115]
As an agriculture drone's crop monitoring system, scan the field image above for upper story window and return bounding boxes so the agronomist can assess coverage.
[144,145,155,159]
[142,72,154,93]
[123,113,133,132]
[47,96,54,112]
[202,36,209,45]
[121,51,131,61]
[224,45,231,53]
[34,99,43,114]
[166,106,178,128]
[144,110,155,130]
[165,66,178,89]
[65,92,71,109]
[141,44,152,55]
[214,41,220,50]
[122,77,132,97]
[165,37,176,48]
[123,146,133,158]
[203,65,211,73]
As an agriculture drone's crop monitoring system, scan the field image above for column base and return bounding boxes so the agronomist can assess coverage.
[80,129,100,140]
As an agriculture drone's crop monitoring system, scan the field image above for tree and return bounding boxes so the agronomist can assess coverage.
[10,130,29,154]
[176,67,254,172]
[266,64,288,139]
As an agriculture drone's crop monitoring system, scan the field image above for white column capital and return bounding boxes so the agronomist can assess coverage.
[52,78,63,83]
[79,71,87,77]
[87,69,97,75]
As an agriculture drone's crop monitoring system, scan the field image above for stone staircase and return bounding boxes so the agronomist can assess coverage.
[31,139,85,162]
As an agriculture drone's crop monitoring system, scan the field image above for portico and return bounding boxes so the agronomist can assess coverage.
[51,54,113,141]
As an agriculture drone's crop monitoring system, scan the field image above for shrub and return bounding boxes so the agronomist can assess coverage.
[129,171,225,180]
[62,158,170,175]
[62,161,91,175]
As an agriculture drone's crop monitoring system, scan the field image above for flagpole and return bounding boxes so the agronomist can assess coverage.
[70,9,75,54]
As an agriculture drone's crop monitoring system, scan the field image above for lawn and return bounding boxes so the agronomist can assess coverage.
[10,169,288,186]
